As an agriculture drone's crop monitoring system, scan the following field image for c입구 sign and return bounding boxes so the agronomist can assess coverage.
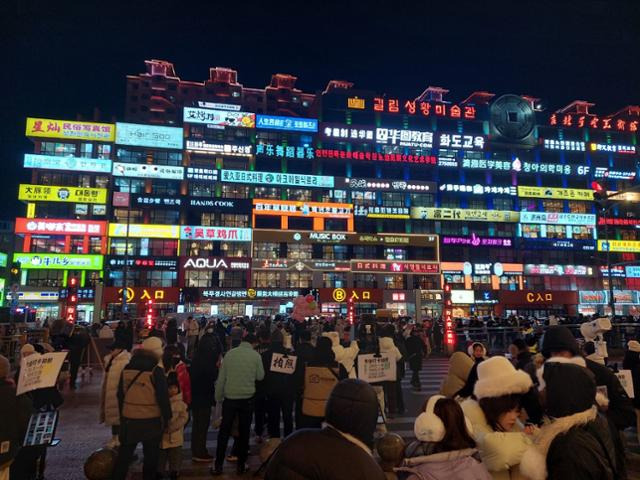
[256,115,318,132]
[112,162,184,180]
[115,122,183,149]
[13,253,103,270]
[183,107,255,128]
[221,169,334,188]
[26,118,115,142]
[24,154,112,174]
[19,185,107,204]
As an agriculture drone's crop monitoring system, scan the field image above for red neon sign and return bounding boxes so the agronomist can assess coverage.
[315,149,437,164]
[549,113,638,133]
[369,97,476,120]
[598,217,640,226]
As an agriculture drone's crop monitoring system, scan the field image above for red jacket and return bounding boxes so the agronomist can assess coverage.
[175,361,192,405]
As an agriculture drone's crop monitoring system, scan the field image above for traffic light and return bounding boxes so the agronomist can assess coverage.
[146,299,154,327]
[591,181,607,209]
[9,262,21,285]
[66,276,78,323]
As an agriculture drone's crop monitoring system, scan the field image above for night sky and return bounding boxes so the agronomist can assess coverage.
[3,0,639,217]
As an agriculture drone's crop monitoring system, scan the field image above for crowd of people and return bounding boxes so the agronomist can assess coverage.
[2,311,640,479]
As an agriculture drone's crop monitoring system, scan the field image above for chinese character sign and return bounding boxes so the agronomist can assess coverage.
[221,169,334,188]
[23,154,113,174]
[256,115,318,132]
[183,107,256,128]
[26,118,115,142]
[17,352,68,396]
[18,184,107,204]
[180,226,252,242]
[357,353,397,383]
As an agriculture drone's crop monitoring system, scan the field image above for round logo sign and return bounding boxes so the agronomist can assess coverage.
[332,288,347,302]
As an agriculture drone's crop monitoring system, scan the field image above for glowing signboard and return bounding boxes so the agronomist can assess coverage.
[220,170,334,188]
[256,115,318,132]
[201,289,300,300]
[183,107,255,128]
[543,139,585,151]
[440,184,516,196]
[451,290,475,304]
[350,261,439,274]
[18,185,107,204]
[323,126,375,141]
[522,238,596,251]
[131,194,183,208]
[516,161,589,176]
[23,154,112,173]
[181,257,251,270]
[549,113,639,133]
[180,226,252,242]
[376,127,432,147]
[337,177,435,192]
[517,186,593,201]
[185,167,218,181]
[441,235,513,248]
[15,218,106,236]
[579,290,639,305]
[108,224,179,239]
[524,264,593,276]
[520,212,596,226]
[13,253,103,270]
[354,206,410,219]
[115,122,183,149]
[316,149,436,164]
[255,143,314,159]
[598,240,640,253]
[366,97,477,120]
[594,167,636,180]
[461,157,512,171]
[185,140,252,156]
[598,217,640,227]
[25,118,115,141]
[253,199,353,219]
[590,143,636,154]
[112,162,184,180]
[411,208,520,223]
[438,134,485,149]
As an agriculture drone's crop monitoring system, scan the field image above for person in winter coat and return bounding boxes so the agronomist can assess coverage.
[67,324,90,389]
[399,395,491,480]
[165,318,179,346]
[99,337,131,448]
[540,326,634,478]
[440,351,474,398]
[405,326,425,390]
[0,354,33,480]
[297,336,348,429]
[293,329,315,429]
[265,379,387,480]
[379,325,404,417]
[112,337,172,480]
[460,356,535,480]
[162,345,191,407]
[261,329,296,439]
[623,340,640,443]
[322,330,360,378]
[519,361,619,480]
[509,339,536,384]
[158,372,188,480]
[184,316,199,359]
[189,325,222,462]
[456,342,487,398]
[253,328,272,441]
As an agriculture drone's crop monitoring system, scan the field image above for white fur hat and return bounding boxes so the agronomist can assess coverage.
[414,395,473,442]
[474,356,533,399]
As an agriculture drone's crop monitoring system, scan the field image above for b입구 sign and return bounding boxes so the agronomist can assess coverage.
[183,107,256,128]
[221,170,334,188]
[180,226,252,242]
[15,218,106,236]
[26,118,115,142]
[112,162,184,180]
[13,253,103,270]
[19,185,107,204]
[115,122,183,149]
[23,154,112,174]
[256,115,318,132]
[411,208,520,223]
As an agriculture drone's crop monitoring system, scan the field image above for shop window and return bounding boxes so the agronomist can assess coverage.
[80,143,93,158]
[322,245,348,260]
[524,275,545,290]
[218,270,246,288]
[220,243,249,257]
[95,175,109,189]
[384,248,406,260]
[353,246,377,259]
[286,272,312,288]
[30,236,65,253]
[70,237,85,254]
[254,242,279,259]
[322,273,346,288]
[381,193,405,208]
[221,184,249,199]
[287,244,312,260]
[253,272,279,288]
[151,180,179,196]
[353,273,377,288]
[286,189,312,201]
[150,210,180,224]
[493,197,514,210]
[89,237,103,254]
[410,193,434,207]
[148,271,177,287]
[186,241,214,256]
[220,214,249,228]
[542,200,563,213]
[109,238,138,256]
[568,201,587,214]
[153,151,182,166]
[189,182,215,197]
[185,271,212,288]
[26,270,65,287]
[352,191,376,207]
[148,239,178,256]
[384,275,405,289]
[97,144,111,159]
[116,149,146,164]
[113,208,143,224]
[521,224,542,239]
[255,187,281,199]
[40,142,76,156]
[467,198,486,209]
[114,178,145,194]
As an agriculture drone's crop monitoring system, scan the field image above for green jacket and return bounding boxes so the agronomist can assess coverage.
[215,342,265,402]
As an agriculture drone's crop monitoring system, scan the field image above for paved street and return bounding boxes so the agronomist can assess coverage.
[46,356,640,479]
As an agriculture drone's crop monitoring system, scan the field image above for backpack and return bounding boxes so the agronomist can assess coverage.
[302,366,340,417]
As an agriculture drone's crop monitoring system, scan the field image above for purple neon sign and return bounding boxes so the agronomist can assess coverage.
[442,234,513,247]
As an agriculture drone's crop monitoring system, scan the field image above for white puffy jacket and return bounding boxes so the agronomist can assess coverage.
[100,350,131,426]
[378,336,403,363]
[322,331,359,378]
[460,399,531,480]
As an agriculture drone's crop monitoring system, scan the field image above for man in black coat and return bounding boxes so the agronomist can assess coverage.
[265,379,386,480]
[405,326,424,390]
[293,329,315,429]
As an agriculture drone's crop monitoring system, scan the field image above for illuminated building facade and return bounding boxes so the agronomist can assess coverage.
[14,59,640,321]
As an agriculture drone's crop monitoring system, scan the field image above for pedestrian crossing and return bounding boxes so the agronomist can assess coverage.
[130,356,451,477]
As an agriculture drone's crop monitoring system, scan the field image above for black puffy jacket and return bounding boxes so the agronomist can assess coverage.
[261,343,295,399]
[190,333,222,408]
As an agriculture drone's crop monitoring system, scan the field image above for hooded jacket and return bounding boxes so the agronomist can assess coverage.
[161,392,188,449]
[440,351,474,398]
[190,333,222,408]
[460,399,532,480]
[398,447,492,480]
[378,336,403,363]
[322,331,359,378]
[264,379,386,480]
[100,349,131,426]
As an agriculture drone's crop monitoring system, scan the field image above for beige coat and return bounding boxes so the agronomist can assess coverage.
[100,350,131,426]
[440,351,473,398]
[461,399,532,480]
[161,393,188,449]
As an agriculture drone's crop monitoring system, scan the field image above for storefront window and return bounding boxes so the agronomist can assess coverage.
[286,272,312,288]
[354,274,377,288]
[148,239,178,256]
[568,201,587,213]
[381,193,405,207]
[542,200,563,213]
[287,189,312,201]
[89,237,103,254]
[189,182,215,197]
[287,244,312,260]
[80,143,93,158]
[95,175,109,189]
[116,149,145,164]
[384,248,406,260]
[148,271,177,287]
[70,237,85,254]
[322,245,348,260]
[353,246,377,259]
[384,275,405,289]
[410,193,434,207]
[221,184,249,199]
[114,178,144,194]
[151,180,179,196]
[546,225,566,239]
[150,210,180,224]
[471,275,491,285]
[185,270,212,288]
[40,142,76,156]
[253,272,278,288]
[521,224,542,238]
[499,276,519,290]
[26,270,65,287]
[97,144,111,159]
[352,191,376,206]
[493,197,514,210]
[220,214,249,228]
[322,273,346,288]
[153,151,182,166]
[254,242,279,259]
[255,187,281,199]
[218,270,245,288]
[30,236,65,253]
[571,225,594,240]
[220,243,249,257]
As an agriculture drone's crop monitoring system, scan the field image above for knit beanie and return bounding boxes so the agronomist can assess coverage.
[543,362,596,418]
[325,379,379,448]
[141,336,163,358]
[541,326,579,358]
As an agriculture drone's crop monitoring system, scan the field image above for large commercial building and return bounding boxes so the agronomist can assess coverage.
[14,59,640,322]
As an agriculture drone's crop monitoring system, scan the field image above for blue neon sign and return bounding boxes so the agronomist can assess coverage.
[256,115,318,132]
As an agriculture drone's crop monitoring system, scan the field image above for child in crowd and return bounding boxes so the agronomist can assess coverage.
[159,372,188,479]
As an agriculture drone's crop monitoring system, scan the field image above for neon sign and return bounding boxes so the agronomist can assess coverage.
[115,122,183,149]
[594,167,636,180]
[350,261,439,274]
[367,97,476,120]
[185,140,252,156]
[461,157,512,171]
[255,143,314,159]
[13,253,103,270]
[15,218,106,236]
[376,128,433,148]
[181,257,250,270]
[520,212,596,226]
[354,206,410,219]
[517,186,593,201]
[598,217,640,226]
[590,143,636,154]
[323,126,375,141]
[256,115,318,132]
[112,162,184,180]
[549,113,638,133]
[315,149,436,164]
[253,199,353,218]
[337,177,435,192]
[221,169,334,188]
[438,134,485,150]
[24,154,112,174]
[439,184,516,196]
[524,264,593,276]
[180,226,252,242]
[412,208,520,223]
[183,107,256,128]
[543,139,585,151]
[185,167,218,181]
[441,235,513,248]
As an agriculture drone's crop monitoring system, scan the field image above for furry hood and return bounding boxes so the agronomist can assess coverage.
[628,340,640,353]
[536,356,586,391]
[322,331,340,347]
[378,336,397,351]
[519,406,598,480]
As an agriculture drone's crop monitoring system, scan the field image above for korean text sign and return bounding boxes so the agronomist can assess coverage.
[13,253,104,270]
[19,184,107,204]
[256,115,318,132]
[25,118,115,142]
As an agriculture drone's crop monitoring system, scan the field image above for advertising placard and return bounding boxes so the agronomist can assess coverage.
[112,162,184,180]
[19,185,107,204]
[26,118,115,142]
[183,107,255,128]
[256,115,318,132]
[108,223,180,239]
[115,122,183,149]
[411,207,519,223]
[357,353,397,383]
[17,352,68,396]
[24,154,112,173]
